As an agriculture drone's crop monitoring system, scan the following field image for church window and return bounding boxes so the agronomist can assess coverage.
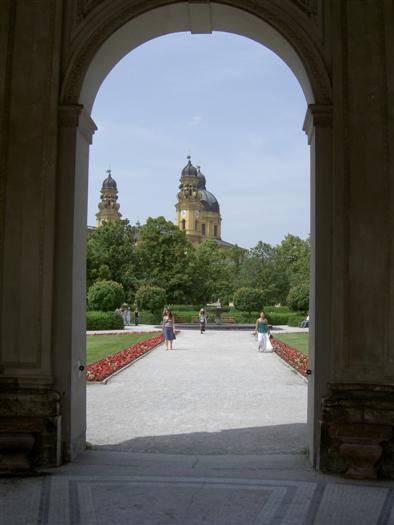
[202,223,206,236]
[214,224,218,237]
[182,219,186,230]
[195,220,198,231]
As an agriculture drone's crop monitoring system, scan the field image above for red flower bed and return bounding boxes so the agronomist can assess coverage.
[271,337,308,377]
[86,333,164,382]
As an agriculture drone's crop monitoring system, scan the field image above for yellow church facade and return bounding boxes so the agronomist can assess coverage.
[175,157,232,248]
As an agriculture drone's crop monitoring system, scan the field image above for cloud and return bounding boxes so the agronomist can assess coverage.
[188,115,202,126]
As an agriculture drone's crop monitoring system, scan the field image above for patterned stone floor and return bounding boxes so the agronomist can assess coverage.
[2,451,394,525]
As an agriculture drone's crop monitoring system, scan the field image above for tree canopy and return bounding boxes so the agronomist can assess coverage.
[86,217,310,311]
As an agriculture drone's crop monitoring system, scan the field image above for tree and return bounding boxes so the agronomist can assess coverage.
[134,217,195,302]
[268,235,310,305]
[233,287,265,314]
[188,240,233,304]
[287,282,310,312]
[87,220,137,294]
[87,280,125,311]
[135,284,166,313]
[236,242,284,306]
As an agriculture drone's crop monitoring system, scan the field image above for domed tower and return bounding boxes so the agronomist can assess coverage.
[175,157,222,244]
[96,169,122,226]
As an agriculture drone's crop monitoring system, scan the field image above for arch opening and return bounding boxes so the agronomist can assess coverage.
[56,1,332,468]
[74,2,329,114]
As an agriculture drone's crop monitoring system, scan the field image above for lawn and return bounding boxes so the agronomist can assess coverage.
[273,333,309,356]
[86,333,160,364]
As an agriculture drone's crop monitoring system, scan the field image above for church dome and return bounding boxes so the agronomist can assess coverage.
[181,156,198,177]
[196,166,206,189]
[102,169,117,190]
[198,189,220,212]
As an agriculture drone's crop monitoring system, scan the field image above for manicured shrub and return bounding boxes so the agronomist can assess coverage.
[287,314,305,327]
[265,312,294,325]
[135,285,166,313]
[86,311,124,330]
[287,282,309,312]
[233,287,265,314]
[87,280,125,311]
[169,304,202,312]
[137,310,162,324]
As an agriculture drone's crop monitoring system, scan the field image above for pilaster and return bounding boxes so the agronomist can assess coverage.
[54,104,96,461]
[303,103,333,469]
[0,0,63,471]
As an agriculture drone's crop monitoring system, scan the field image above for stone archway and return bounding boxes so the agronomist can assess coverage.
[56,1,332,467]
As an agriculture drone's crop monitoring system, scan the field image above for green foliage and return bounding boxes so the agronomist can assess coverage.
[274,333,309,355]
[189,240,233,303]
[86,311,124,330]
[233,287,265,314]
[87,333,156,364]
[265,312,295,325]
[86,216,311,313]
[87,280,125,311]
[87,220,137,294]
[287,281,310,312]
[137,310,162,324]
[135,284,166,313]
[134,217,194,302]
[287,314,306,327]
[169,304,204,311]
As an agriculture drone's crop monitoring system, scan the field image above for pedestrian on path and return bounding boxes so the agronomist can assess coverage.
[134,307,140,326]
[198,308,207,334]
[162,308,176,350]
[254,311,272,352]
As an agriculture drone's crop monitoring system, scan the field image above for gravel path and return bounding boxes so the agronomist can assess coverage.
[87,330,307,454]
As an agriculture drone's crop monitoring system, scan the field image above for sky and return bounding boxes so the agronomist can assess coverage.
[88,32,310,249]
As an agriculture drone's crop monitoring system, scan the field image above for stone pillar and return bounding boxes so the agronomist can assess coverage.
[0,0,63,471]
[317,0,394,479]
[55,106,96,461]
[303,104,333,469]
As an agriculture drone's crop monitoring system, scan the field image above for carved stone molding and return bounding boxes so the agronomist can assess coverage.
[61,0,331,107]
[58,104,97,143]
[303,103,333,144]
[291,0,318,18]
[76,0,105,22]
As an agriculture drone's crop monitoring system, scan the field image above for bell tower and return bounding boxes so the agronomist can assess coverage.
[175,156,202,243]
[96,169,122,226]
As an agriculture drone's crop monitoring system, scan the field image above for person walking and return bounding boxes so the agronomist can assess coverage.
[134,307,140,326]
[198,308,207,334]
[254,311,271,352]
[162,308,176,350]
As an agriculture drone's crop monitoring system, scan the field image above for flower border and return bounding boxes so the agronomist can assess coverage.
[271,336,308,377]
[86,333,164,382]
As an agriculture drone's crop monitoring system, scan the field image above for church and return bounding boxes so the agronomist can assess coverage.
[95,169,122,226]
[96,157,234,247]
[175,157,233,248]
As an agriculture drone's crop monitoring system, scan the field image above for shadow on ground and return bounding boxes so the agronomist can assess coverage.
[92,423,308,455]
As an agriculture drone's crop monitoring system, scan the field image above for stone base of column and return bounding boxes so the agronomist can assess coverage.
[0,381,62,473]
[320,383,394,479]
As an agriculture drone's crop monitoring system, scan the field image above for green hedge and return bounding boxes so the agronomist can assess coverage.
[169,304,230,313]
[169,304,202,312]
[86,311,124,330]
[121,308,305,326]
[287,314,305,327]
[137,310,162,324]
